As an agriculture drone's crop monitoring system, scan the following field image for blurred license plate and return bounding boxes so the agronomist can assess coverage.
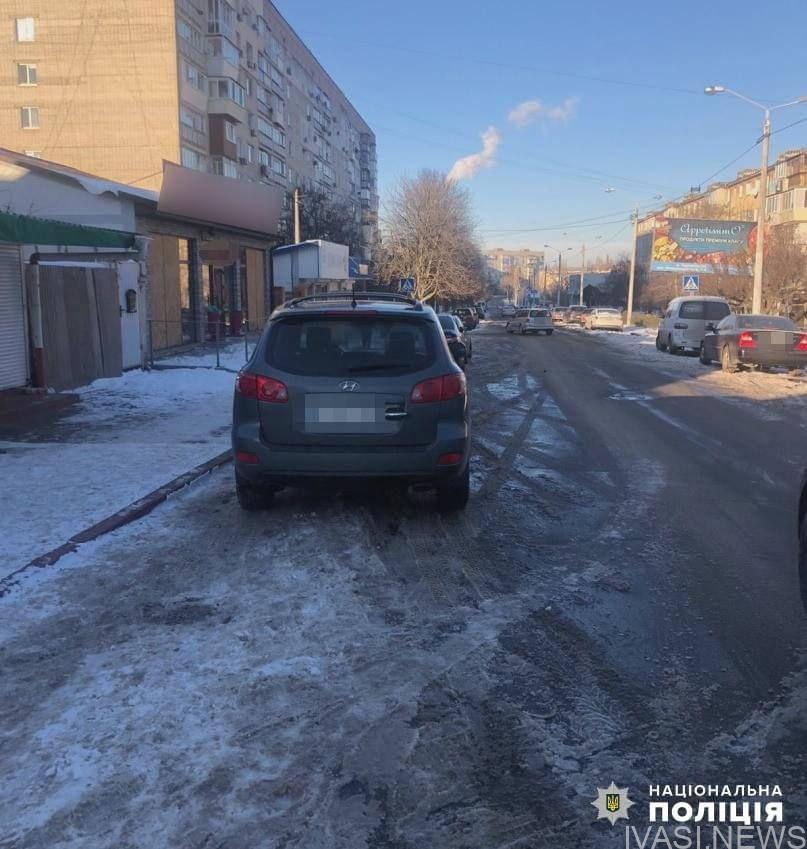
[304,394,377,430]
[771,331,787,346]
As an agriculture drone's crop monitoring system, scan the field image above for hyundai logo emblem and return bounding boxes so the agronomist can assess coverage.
[340,380,360,392]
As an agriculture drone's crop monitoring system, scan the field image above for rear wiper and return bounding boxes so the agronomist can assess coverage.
[348,362,411,373]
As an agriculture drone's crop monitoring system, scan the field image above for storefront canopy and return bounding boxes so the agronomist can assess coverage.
[0,210,136,249]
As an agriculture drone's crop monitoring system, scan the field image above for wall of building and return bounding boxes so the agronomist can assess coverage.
[0,1,180,189]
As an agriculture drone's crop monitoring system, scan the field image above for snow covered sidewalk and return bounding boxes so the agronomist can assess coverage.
[563,324,807,412]
[1,342,249,578]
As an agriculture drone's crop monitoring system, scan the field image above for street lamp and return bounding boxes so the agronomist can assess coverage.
[704,85,807,313]
[544,244,572,307]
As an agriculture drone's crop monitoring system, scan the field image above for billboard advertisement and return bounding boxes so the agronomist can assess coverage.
[650,218,756,274]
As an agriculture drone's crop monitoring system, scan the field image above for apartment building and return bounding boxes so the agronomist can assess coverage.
[485,248,545,278]
[0,0,378,260]
[638,148,807,238]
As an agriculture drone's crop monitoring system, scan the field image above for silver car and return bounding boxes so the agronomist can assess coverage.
[656,296,731,354]
[506,308,554,335]
[232,292,470,512]
[585,308,623,331]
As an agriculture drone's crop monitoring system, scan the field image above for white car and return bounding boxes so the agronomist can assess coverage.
[585,308,624,331]
[656,296,731,354]
[501,303,517,318]
[506,308,554,335]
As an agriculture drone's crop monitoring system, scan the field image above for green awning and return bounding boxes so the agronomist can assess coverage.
[0,210,136,249]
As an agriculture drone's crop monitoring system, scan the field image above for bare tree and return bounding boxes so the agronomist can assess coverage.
[763,224,807,318]
[377,170,485,303]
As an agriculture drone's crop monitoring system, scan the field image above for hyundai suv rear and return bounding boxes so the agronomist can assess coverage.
[232,293,470,512]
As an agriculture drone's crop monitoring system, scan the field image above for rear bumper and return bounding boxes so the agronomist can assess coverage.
[738,350,807,368]
[233,420,470,486]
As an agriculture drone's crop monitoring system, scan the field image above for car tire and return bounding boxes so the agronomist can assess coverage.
[721,345,738,373]
[236,472,274,511]
[436,463,470,513]
[699,343,711,365]
[521,325,527,335]
[547,329,553,335]
[656,333,667,352]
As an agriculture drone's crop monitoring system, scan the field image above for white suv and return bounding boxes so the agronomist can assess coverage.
[656,296,731,354]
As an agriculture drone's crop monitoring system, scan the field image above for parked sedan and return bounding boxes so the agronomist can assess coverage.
[551,307,567,324]
[506,308,554,335]
[453,307,478,330]
[438,313,471,368]
[566,305,590,325]
[585,308,624,331]
[699,314,807,372]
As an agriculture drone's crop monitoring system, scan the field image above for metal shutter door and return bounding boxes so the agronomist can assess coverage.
[0,245,27,389]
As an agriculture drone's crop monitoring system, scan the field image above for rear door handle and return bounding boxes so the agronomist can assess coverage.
[385,410,408,420]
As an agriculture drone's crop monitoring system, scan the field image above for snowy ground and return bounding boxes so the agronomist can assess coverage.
[0,343,248,577]
[562,324,807,412]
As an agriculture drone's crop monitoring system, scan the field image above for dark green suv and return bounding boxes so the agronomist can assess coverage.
[232,293,471,512]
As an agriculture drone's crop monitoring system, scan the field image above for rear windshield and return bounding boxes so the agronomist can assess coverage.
[517,310,529,317]
[679,301,731,320]
[438,314,456,331]
[266,316,437,376]
[737,315,797,331]
[529,310,548,317]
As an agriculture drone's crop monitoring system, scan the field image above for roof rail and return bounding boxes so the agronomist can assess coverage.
[285,291,423,310]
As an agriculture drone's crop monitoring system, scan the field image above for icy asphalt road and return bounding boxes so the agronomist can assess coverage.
[2,323,806,848]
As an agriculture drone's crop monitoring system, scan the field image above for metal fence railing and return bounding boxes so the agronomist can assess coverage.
[147,317,265,370]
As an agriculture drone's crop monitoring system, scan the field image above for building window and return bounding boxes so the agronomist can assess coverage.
[208,77,245,107]
[183,60,205,91]
[208,0,235,37]
[211,156,238,178]
[20,106,39,129]
[209,36,239,66]
[16,17,35,42]
[177,18,204,52]
[271,155,286,177]
[17,63,37,85]
[181,146,205,170]
[246,144,254,163]
[258,148,270,167]
[180,104,205,131]
[224,120,237,143]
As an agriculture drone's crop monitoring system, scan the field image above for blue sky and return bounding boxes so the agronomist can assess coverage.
[279,0,807,263]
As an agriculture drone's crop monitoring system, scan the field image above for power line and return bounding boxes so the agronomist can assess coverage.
[482,216,631,236]
[696,141,760,189]
[298,30,701,96]
[772,116,807,136]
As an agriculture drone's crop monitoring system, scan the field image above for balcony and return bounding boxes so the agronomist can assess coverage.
[208,78,247,123]
[180,124,207,149]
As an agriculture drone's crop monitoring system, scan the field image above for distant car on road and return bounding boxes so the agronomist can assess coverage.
[232,292,470,513]
[501,303,517,318]
[699,313,807,372]
[454,307,478,330]
[585,308,624,331]
[506,308,554,335]
[566,305,590,325]
[656,296,731,354]
[438,313,472,369]
[551,307,567,324]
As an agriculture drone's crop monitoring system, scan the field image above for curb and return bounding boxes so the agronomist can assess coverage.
[0,450,233,598]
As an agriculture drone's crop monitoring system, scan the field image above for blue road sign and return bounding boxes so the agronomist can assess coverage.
[399,278,415,294]
[682,274,700,292]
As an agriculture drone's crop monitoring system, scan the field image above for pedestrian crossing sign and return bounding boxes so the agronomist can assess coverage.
[682,274,700,292]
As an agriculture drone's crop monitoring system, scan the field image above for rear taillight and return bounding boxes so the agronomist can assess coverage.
[796,334,807,352]
[411,372,467,404]
[236,372,288,402]
[738,331,756,349]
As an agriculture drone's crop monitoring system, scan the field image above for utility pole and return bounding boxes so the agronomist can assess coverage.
[292,187,301,244]
[752,111,771,314]
[579,243,586,306]
[626,208,639,327]
[556,251,562,307]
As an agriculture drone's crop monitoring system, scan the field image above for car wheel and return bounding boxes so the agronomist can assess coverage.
[547,329,553,335]
[521,325,527,335]
[656,333,667,352]
[699,343,711,365]
[721,345,738,373]
[436,463,470,513]
[236,472,274,511]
